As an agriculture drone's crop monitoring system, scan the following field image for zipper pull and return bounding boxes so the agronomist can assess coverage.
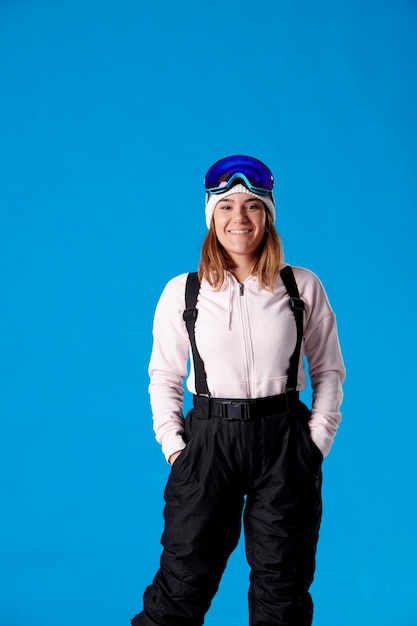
[239,283,244,296]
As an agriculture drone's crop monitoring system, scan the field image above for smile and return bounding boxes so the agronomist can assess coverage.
[228,229,253,234]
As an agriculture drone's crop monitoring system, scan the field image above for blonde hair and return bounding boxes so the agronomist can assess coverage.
[198,209,282,291]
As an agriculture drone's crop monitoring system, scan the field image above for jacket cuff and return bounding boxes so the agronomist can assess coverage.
[161,434,186,464]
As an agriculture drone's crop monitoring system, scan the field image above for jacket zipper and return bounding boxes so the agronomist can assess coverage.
[237,280,254,397]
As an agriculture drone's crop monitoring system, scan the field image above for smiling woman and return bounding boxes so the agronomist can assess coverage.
[201,186,280,288]
[131,155,345,626]
[212,194,267,282]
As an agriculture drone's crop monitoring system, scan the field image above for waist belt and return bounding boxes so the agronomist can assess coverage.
[193,392,299,421]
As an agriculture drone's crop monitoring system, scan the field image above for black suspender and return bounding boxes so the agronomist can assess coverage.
[183,272,210,396]
[183,267,304,396]
[279,266,305,392]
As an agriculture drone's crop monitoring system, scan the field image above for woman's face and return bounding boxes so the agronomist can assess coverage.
[213,192,267,265]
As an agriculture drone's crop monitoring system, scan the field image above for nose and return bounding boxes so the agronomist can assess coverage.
[233,205,248,221]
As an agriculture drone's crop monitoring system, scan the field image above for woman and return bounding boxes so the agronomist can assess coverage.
[131,155,345,626]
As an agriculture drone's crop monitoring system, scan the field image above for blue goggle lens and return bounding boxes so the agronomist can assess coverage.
[205,155,274,195]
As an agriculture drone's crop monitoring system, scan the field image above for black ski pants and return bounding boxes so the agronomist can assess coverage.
[131,395,323,626]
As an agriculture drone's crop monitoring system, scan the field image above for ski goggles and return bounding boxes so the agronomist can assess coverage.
[205,155,274,196]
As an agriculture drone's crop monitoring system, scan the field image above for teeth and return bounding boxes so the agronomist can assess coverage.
[229,229,252,233]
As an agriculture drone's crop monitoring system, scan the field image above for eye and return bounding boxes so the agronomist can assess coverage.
[246,203,262,211]
[219,204,231,210]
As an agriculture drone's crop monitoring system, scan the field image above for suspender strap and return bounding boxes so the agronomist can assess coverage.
[183,272,210,396]
[279,265,305,392]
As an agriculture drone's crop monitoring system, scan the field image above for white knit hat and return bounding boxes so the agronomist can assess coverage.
[205,183,275,228]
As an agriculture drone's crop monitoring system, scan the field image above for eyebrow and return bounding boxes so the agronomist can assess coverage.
[217,197,263,204]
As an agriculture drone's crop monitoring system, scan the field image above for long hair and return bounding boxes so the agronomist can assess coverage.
[198,209,283,291]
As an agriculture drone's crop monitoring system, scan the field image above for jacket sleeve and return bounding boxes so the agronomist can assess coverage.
[298,269,346,457]
[148,275,190,462]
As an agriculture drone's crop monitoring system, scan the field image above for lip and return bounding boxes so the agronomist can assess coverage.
[228,229,253,234]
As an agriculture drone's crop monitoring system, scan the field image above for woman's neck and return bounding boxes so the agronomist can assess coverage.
[230,261,255,284]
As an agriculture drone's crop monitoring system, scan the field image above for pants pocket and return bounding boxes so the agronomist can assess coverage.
[295,404,323,475]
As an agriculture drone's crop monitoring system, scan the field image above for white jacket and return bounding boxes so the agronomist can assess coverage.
[149,265,345,462]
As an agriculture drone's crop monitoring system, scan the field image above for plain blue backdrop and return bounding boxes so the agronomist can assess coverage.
[1,1,416,625]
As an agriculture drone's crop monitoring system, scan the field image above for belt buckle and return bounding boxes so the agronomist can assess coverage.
[222,401,251,421]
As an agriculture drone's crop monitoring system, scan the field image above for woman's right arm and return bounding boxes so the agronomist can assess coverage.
[148,275,190,463]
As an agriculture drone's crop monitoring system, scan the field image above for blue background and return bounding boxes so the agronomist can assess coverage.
[1,1,416,625]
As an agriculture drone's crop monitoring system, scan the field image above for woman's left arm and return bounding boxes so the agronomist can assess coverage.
[304,314,345,457]
[299,269,346,457]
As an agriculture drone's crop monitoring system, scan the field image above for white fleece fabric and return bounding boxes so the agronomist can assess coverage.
[148,265,346,462]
